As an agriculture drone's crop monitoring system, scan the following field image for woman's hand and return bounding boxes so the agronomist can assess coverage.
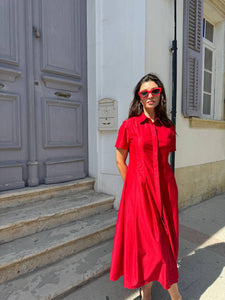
[116,148,128,181]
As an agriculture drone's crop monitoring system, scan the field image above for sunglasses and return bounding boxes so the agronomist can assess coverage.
[138,87,162,99]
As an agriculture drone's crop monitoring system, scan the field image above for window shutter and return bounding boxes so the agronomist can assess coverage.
[182,0,203,117]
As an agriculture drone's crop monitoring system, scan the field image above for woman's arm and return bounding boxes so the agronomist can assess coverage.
[116,148,128,181]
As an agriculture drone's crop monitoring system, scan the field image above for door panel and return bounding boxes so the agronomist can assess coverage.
[0,93,21,149]
[0,0,27,190]
[40,0,82,78]
[42,99,83,148]
[0,0,19,65]
[33,0,88,184]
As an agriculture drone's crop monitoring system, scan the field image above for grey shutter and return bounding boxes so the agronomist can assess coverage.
[182,0,203,117]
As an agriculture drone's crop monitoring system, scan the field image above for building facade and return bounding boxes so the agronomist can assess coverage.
[87,0,225,209]
[0,0,224,209]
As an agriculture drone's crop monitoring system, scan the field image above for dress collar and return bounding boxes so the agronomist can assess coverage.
[138,112,162,125]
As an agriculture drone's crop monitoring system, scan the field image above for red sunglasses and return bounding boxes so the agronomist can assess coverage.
[138,87,162,99]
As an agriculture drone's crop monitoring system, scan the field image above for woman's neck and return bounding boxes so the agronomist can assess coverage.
[143,109,155,121]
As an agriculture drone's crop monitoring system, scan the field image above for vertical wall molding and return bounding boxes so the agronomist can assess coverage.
[25,0,39,186]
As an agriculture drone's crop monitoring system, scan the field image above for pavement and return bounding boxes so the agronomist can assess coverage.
[63,192,225,300]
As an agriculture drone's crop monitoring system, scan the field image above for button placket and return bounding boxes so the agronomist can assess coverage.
[149,122,162,221]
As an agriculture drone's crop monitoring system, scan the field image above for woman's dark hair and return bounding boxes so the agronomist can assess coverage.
[128,73,173,127]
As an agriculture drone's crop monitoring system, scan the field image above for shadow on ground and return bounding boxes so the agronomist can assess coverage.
[178,243,225,300]
[139,243,225,300]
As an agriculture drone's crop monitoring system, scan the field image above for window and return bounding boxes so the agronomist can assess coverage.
[202,18,215,118]
[182,0,225,121]
[182,0,203,118]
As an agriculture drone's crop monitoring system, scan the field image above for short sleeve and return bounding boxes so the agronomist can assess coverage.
[115,121,130,149]
[170,126,176,152]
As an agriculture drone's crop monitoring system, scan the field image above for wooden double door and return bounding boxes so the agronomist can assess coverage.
[0,0,88,191]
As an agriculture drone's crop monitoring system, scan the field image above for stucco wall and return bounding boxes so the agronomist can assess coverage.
[87,0,146,208]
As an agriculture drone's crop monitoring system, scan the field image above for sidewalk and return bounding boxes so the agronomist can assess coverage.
[64,193,225,300]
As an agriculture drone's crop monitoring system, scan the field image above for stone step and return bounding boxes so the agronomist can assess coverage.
[0,239,114,300]
[0,189,114,244]
[0,177,95,209]
[0,209,117,284]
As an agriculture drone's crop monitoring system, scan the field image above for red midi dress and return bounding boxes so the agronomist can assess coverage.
[109,113,179,290]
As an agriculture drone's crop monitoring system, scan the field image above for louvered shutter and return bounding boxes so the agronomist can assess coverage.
[182,0,203,117]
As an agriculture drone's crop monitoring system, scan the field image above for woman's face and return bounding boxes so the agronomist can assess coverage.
[139,80,161,112]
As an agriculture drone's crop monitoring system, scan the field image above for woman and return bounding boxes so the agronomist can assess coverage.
[109,73,182,300]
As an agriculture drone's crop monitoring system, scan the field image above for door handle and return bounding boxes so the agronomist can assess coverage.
[55,91,71,99]
[0,83,5,89]
[33,26,41,38]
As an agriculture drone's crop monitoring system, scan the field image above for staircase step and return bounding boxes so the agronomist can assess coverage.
[0,239,114,300]
[0,210,117,283]
[0,189,114,243]
[0,177,95,209]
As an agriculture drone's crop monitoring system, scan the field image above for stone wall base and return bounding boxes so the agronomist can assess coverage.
[175,160,225,209]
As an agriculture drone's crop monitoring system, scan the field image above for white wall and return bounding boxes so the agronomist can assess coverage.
[213,20,225,120]
[87,0,146,208]
[145,0,174,108]
[87,0,98,186]
[145,0,225,169]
